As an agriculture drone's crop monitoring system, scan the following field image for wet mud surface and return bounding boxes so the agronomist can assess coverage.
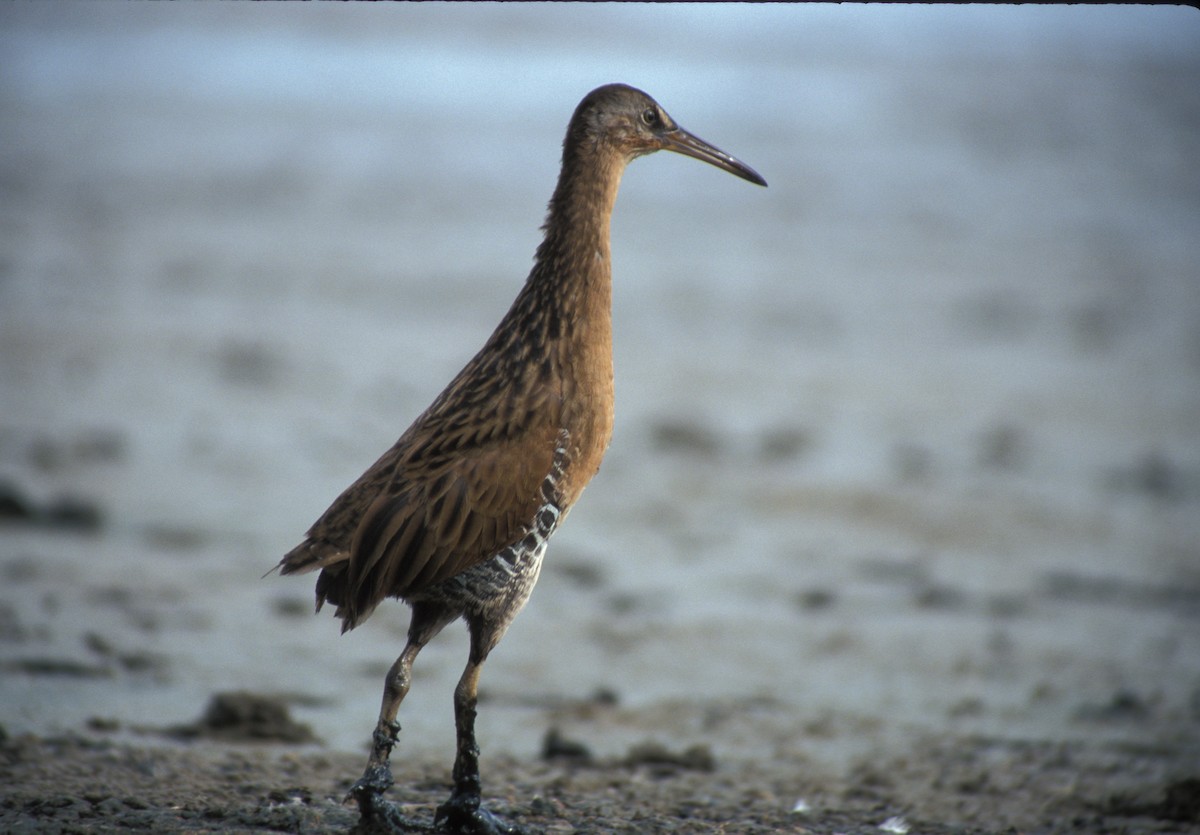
[3,5,1200,834]
[4,686,1200,833]
[2,719,1198,834]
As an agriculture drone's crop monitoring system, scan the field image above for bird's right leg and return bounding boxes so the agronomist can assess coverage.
[348,603,450,825]
[345,639,420,802]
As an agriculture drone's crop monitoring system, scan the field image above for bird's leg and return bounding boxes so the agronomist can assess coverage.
[434,625,522,835]
[347,645,414,797]
[349,605,450,828]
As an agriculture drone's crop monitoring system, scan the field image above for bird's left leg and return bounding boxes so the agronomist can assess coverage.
[434,619,522,835]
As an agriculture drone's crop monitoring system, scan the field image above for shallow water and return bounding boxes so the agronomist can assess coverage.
[1,4,1198,771]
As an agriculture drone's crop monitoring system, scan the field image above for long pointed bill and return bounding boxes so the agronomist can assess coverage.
[661,126,768,187]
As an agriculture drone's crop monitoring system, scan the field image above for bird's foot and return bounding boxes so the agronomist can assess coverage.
[345,762,396,805]
[435,792,524,835]
[346,763,412,833]
[346,720,402,805]
[345,766,418,833]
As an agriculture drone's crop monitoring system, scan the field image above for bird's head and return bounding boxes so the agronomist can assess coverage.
[568,83,767,187]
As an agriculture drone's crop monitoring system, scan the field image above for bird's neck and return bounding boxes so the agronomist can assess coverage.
[513,143,627,354]
[534,146,626,307]
[518,144,624,486]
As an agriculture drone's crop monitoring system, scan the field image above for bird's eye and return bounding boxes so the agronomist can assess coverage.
[640,108,659,127]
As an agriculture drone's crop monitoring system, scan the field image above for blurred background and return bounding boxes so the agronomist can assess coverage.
[1,4,1198,769]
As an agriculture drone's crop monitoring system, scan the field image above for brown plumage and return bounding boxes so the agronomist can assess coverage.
[274,83,765,835]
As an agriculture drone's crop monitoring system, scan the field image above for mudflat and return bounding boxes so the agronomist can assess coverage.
[2,5,1198,834]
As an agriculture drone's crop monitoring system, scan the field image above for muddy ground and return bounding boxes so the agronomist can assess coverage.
[3,5,1200,835]
[1,711,1198,834]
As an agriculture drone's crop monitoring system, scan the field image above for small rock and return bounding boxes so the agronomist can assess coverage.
[795,588,836,611]
[976,423,1027,471]
[86,716,121,733]
[649,419,722,457]
[167,691,318,744]
[0,483,103,532]
[0,482,35,522]
[541,727,593,764]
[624,739,715,772]
[84,632,116,657]
[43,495,104,532]
[272,597,312,619]
[1157,777,1200,823]
[5,657,113,678]
[1073,689,1151,722]
[914,584,968,611]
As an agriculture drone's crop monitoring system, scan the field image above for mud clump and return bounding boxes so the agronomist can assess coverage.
[0,481,104,533]
[167,691,318,744]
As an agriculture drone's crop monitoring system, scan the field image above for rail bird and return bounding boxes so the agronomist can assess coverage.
[276,83,766,834]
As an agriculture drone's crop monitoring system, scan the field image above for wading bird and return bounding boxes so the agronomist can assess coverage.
[276,83,766,834]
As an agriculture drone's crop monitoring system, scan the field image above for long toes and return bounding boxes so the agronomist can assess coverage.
[345,763,395,804]
[352,793,416,834]
[435,800,524,835]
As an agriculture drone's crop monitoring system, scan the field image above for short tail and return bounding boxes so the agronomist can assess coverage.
[267,540,355,624]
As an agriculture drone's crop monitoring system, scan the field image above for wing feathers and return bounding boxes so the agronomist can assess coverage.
[322,423,560,630]
[276,329,568,631]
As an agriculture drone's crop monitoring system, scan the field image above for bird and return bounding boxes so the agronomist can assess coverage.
[274,83,766,835]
